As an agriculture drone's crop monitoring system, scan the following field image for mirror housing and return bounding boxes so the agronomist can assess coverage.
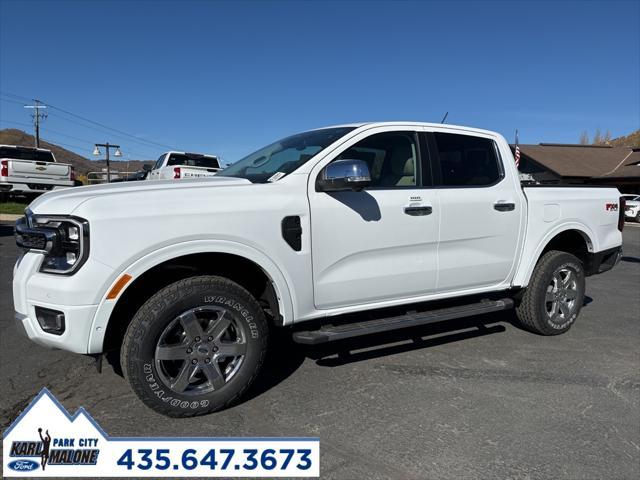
[316,159,371,192]
[142,163,153,172]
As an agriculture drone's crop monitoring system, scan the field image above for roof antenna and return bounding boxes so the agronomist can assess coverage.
[440,112,449,124]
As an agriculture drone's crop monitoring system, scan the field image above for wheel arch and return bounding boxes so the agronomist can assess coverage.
[88,240,295,354]
[513,223,596,288]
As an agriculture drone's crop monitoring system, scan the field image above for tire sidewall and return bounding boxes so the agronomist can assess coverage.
[533,254,585,334]
[123,277,267,416]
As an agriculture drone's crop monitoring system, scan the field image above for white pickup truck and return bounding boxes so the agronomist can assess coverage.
[13,122,624,417]
[146,151,221,180]
[0,145,75,200]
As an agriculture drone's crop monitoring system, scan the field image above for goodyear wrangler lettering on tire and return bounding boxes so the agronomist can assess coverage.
[142,363,211,409]
[121,276,269,417]
[203,296,259,338]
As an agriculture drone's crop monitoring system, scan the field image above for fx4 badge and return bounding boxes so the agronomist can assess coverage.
[605,203,618,212]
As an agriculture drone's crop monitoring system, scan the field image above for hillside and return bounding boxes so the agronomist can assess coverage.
[0,129,152,176]
[610,129,640,148]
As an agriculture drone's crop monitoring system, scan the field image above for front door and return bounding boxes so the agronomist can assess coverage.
[308,129,440,309]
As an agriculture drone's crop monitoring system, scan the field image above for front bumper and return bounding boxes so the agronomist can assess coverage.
[13,251,112,354]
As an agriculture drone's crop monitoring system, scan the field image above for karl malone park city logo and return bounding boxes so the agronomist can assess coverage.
[3,387,321,477]
[3,388,103,476]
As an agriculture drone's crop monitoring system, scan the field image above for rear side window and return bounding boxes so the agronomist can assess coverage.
[0,147,54,162]
[432,133,502,187]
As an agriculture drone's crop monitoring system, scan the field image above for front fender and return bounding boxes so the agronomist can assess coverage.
[86,239,295,354]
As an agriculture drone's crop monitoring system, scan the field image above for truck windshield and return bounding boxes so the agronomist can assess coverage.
[166,154,220,169]
[218,126,356,183]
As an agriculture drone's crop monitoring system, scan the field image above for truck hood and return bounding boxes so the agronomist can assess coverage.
[28,176,252,215]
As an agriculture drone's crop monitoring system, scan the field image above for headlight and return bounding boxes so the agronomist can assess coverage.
[15,209,90,275]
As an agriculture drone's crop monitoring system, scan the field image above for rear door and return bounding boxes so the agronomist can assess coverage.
[425,130,523,292]
[308,127,440,309]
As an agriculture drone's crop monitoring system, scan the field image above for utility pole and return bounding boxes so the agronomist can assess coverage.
[24,99,47,148]
[93,143,122,183]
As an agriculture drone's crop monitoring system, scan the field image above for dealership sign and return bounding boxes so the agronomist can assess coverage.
[3,388,319,477]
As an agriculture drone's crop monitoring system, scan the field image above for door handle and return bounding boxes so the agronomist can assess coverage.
[494,202,515,212]
[404,205,432,216]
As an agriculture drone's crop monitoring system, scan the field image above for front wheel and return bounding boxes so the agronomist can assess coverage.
[515,250,585,335]
[121,275,269,417]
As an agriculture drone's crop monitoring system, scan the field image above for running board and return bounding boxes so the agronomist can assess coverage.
[292,298,514,345]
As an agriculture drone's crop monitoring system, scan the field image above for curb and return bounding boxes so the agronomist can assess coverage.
[0,214,21,222]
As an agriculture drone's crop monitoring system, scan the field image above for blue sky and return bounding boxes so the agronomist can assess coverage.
[1,0,638,163]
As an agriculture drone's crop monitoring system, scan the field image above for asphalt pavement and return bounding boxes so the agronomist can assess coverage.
[1,223,639,479]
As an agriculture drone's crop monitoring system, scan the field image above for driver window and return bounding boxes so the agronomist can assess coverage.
[336,132,420,188]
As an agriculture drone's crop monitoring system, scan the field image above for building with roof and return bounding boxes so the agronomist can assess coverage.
[511,144,640,194]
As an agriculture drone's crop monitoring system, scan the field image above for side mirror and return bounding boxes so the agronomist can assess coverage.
[316,159,371,192]
[142,163,153,172]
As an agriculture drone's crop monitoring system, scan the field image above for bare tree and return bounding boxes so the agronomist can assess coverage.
[604,130,612,144]
[593,128,602,145]
[579,131,590,145]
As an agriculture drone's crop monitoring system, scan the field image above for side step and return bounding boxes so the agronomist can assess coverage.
[292,298,514,345]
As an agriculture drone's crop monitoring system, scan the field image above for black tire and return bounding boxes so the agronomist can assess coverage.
[515,250,585,335]
[121,275,269,417]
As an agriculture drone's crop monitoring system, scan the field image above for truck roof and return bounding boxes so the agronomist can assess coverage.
[315,121,501,137]
[0,144,53,152]
[164,151,218,158]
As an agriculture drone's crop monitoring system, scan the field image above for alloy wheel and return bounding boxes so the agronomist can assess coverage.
[154,306,247,396]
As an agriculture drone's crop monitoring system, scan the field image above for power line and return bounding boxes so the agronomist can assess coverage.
[1,119,154,159]
[0,96,28,107]
[0,91,31,102]
[45,111,164,155]
[0,90,179,151]
[43,101,178,150]
[38,136,90,152]
[0,119,34,129]
[41,128,152,158]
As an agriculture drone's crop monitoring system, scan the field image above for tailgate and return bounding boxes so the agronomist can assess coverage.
[180,166,220,178]
[9,160,71,180]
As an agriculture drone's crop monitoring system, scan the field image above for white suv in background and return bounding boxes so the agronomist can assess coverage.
[623,195,640,222]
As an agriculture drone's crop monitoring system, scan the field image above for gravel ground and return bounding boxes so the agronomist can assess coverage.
[1,222,639,479]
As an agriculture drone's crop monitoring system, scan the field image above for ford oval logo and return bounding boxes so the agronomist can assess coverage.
[8,459,39,471]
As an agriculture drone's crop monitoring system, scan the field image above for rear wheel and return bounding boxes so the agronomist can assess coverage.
[516,250,585,335]
[121,275,268,417]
